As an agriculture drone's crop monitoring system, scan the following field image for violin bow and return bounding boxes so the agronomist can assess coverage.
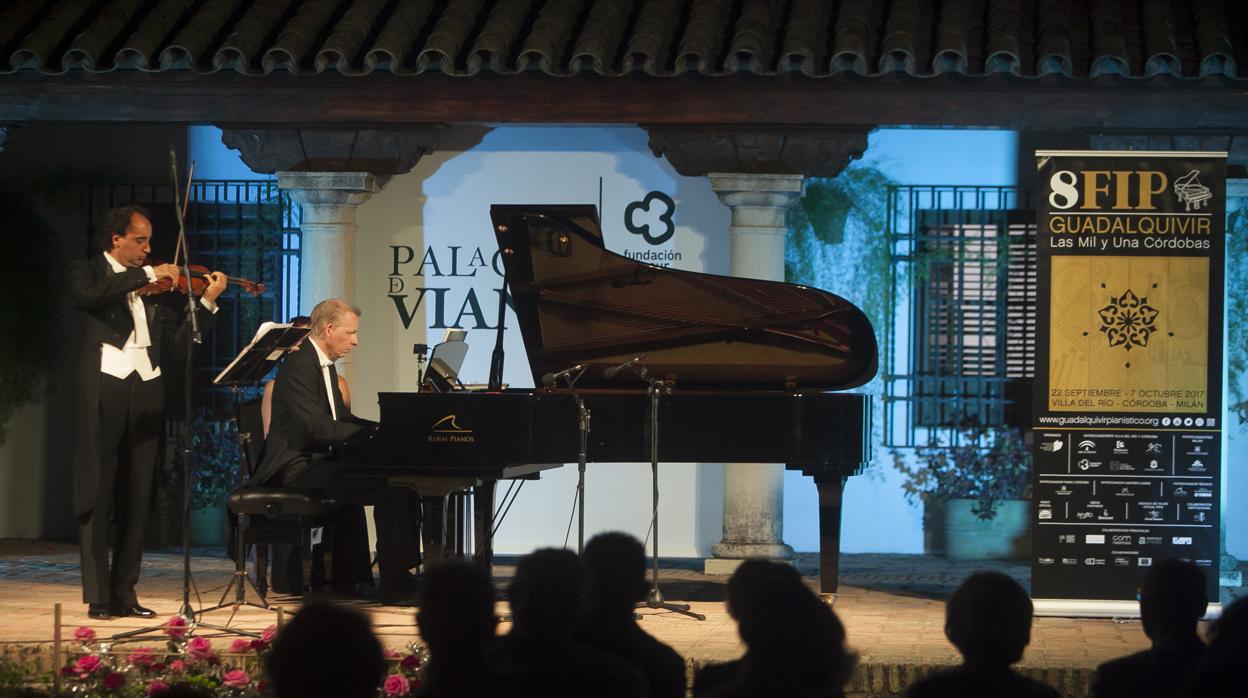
[171,160,195,268]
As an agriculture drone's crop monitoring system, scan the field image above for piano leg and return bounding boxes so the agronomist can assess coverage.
[473,481,496,576]
[421,495,449,565]
[815,474,848,599]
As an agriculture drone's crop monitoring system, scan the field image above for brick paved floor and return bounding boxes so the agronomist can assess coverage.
[1,539,1241,696]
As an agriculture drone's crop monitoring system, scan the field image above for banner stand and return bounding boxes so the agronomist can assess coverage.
[1031,150,1227,617]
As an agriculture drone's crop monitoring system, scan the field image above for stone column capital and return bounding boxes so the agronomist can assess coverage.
[709,173,805,211]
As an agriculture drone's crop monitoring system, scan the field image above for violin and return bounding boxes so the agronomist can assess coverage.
[138,262,265,297]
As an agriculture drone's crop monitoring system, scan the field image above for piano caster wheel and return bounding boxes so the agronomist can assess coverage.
[820,592,838,607]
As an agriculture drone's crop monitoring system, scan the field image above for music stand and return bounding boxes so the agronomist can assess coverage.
[196,324,310,623]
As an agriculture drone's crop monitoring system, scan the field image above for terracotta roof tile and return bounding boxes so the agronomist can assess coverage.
[2,0,1244,80]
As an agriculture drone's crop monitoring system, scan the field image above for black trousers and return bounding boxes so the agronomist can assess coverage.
[79,372,163,606]
[277,458,422,592]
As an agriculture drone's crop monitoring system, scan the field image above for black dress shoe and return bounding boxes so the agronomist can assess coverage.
[113,603,157,619]
[87,604,112,620]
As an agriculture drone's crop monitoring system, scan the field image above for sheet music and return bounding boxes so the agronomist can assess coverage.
[212,322,311,386]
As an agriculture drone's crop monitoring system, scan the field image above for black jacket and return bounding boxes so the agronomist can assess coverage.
[69,253,216,517]
[250,338,369,487]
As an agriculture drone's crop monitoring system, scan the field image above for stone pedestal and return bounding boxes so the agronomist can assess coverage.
[277,171,380,314]
[704,173,805,575]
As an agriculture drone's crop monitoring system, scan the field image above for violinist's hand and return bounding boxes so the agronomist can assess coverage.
[203,271,228,304]
[153,263,180,285]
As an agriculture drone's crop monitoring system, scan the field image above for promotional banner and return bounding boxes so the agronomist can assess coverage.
[1031,151,1225,610]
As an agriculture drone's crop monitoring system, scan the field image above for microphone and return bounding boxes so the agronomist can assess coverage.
[603,356,643,379]
[541,364,584,386]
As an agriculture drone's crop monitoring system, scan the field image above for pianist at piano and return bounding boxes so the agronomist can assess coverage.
[250,298,423,602]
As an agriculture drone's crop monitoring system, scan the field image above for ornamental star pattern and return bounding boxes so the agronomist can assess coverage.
[1097,289,1159,352]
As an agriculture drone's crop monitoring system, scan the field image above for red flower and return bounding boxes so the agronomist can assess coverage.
[168,659,188,674]
[223,669,251,689]
[164,616,189,639]
[400,654,422,671]
[146,679,170,696]
[260,625,277,643]
[229,638,252,654]
[383,648,402,659]
[102,672,125,690]
[128,647,158,669]
[186,636,214,661]
[73,626,96,643]
[249,638,271,652]
[383,673,411,696]
[72,655,102,675]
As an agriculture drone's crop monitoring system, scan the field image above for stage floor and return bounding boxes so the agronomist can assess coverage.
[0,539,1242,697]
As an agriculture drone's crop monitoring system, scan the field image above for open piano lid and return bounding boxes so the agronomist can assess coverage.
[491,204,878,391]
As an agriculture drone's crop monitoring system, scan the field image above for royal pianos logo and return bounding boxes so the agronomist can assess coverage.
[427,414,475,444]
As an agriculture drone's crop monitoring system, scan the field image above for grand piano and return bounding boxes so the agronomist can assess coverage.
[344,204,878,594]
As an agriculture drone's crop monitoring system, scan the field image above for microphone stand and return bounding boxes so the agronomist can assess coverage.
[555,369,590,554]
[613,360,705,621]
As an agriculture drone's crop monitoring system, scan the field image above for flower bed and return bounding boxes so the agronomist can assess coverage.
[0,616,428,697]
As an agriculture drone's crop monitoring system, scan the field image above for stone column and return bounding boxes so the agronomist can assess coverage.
[704,173,805,572]
[277,172,380,314]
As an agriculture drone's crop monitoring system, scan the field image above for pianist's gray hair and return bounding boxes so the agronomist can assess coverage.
[309,299,361,336]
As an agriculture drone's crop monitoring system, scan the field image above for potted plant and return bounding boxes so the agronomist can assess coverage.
[170,409,243,547]
[892,427,1032,560]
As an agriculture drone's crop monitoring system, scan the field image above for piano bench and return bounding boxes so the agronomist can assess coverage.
[227,488,341,602]
[228,489,340,518]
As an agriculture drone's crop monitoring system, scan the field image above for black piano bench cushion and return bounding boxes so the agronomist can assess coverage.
[228,488,339,518]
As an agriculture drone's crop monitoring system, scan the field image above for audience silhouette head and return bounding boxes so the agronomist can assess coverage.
[583,532,648,611]
[725,559,854,694]
[508,547,585,637]
[1138,558,1208,642]
[1181,593,1248,697]
[418,561,498,658]
[944,571,1033,665]
[265,601,385,698]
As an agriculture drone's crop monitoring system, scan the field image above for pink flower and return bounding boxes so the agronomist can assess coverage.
[146,679,170,696]
[222,669,251,689]
[186,636,214,661]
[383,648,402,659]
[72,655,102,675]
[73,626,96,643]
[128,647,157,668]
[229,638,252,654]
[249,638,270,652]
[260,625,277,643]
[167,659,187,674]
[383,673,411,696]
[400,654,422,671]
[102,672,125,690]
[164,615,189,639]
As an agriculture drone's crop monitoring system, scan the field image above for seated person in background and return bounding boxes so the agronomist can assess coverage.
[906,571,1059,698]
[696,559,854,698]
[262,315,350,436]
[265,601,385,698]
[415,561,499,697]
[1178,593,1247,697]
[1093,559,1208,698]
[251,299,421,602]
[483,548,646,697]
[578,532,686,698]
